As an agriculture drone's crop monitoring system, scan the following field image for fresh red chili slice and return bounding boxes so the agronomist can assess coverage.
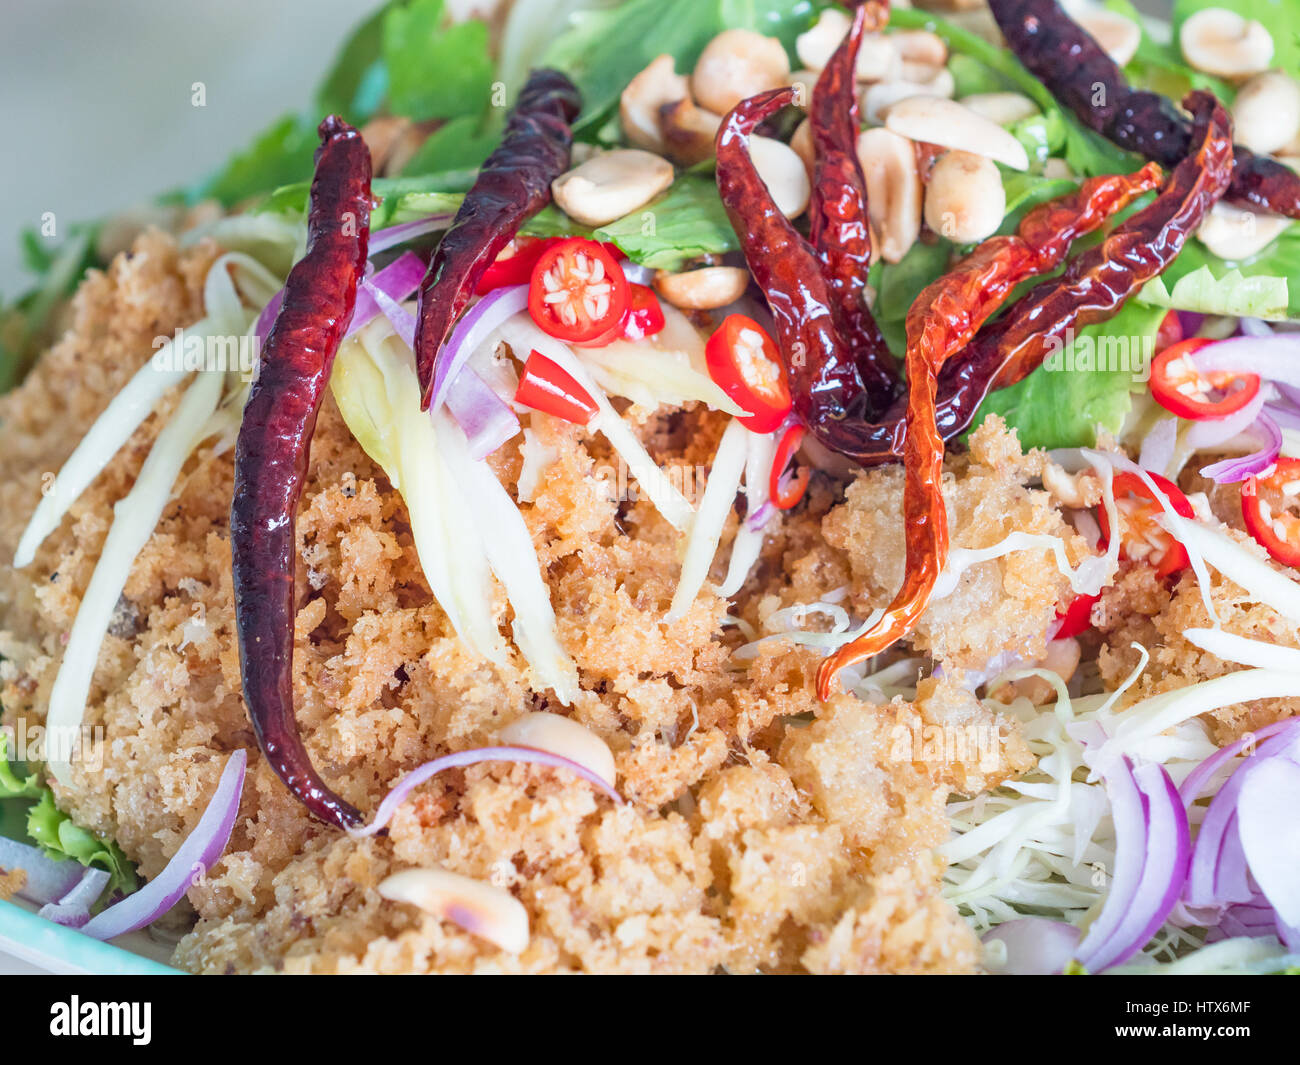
[1150,338,1261,421]
[528,237,629,344]
[1097,471,1196,578]
[622,283,666,341]
[1054,592,1100,639]
[1241,457,1300,569]
[705,315,792,434]
[1155,310,1182,353]
[515,349,599,425]
[769,423,809,509]
[475,236,554,294]
[582,282,666,346]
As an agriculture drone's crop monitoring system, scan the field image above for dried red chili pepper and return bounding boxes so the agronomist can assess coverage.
[807,160,1164,465]
[414,70,580,409]
[814,161,1162,697]
[989,0,1300,218]
[807,0,899,401]
[231,117,373,829]
[716,87,864,430]
[938,93,1233,433]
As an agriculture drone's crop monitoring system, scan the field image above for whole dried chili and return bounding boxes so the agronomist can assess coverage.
[414,69,580,409]
[808,160,1165,465]
[716,87,866,432]
[937,92,1233,437]
[807,0,899,402]
[989,0,1300,218]
[231,117,372,829]
[814,161,1164,697]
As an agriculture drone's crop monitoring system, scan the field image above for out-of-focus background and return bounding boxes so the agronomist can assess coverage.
[0,0,372,297]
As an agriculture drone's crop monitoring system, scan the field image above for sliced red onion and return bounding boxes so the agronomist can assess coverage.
[428,285,530,413]
[0,836,86,905]
[745,500,774,531]
[362,277,417,348]
[348,251,426,339]
[1240,317,1274,338]
[1267,400,1300,431]
[79,749,245,941]
[1185,729,1298,908]
[38,867,110,929]
[1183,385,1267,451]
[1177,311,1205,338]
[1179,719,1297,808]
[1236,754,1300,931]
[1075,758,1190,973]
[982,918,1081,974]
[254,288,284,345]
[1192,335,1300,389]
[1199,410,1283,483]
[367,214,453,256]
[444,368,520,460]
[353,745,623,839]
[1206,894,1279,942]
[1278,382,1300,411]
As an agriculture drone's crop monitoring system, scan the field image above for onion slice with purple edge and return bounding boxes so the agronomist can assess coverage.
[1185,728,1300,910]
[1191,334,1300,389]
[1184,385,1267,451]
[366,214,454,256]
[78,749,245,941]
[1199,410,1283,483]
[352,746,622,839]
[982,917,1081,975]
[362,277,520,460]
[1075,756,1190,973]
[1236,750,1300,939]
[38,867,110,929]
[0,836,89,906]
[427,285,529,413]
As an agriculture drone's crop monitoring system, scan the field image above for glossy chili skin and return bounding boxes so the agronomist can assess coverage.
[940,93,1234,432]
[231,117,372,830]
[717,87,867,433]
[814,162,1162,696]
[989,0,1300,218]
[815,159,1167,464]
[414,69,580,408]
[808,1,899,402]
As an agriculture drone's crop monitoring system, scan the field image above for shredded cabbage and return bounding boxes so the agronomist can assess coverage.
[718,427,777,598]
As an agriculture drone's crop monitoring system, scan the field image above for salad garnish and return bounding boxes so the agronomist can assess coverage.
[231,117,373,830]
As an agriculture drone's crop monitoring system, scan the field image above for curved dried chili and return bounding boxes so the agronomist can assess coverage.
[989,0,1300,218]
[937,92,1233,437]
[716,87,867,430]
[814,160,1164,697]
[808,0,900,401]
[810,160,1165,465]
[414,69,580,410]
[231,116,373,829]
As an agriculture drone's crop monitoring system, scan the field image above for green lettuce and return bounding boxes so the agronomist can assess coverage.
[970,301,1167,449]
[593,175,737,269]
[1139,265,1290,320]
[0,732,138,899]
[383,0,494,122]
[1160,223,1300,318]
[542,0,823,136]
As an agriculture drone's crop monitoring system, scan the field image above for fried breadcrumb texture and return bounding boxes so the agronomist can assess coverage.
[11,230,1274,974]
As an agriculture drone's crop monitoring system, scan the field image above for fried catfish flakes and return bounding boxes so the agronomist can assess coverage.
[0,232,1102,974]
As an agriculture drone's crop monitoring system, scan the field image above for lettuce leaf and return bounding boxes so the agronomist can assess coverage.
[1139,265,1289,320]
[1160,223,1300,318]
[593,175,737,269]
[543,0,822,135]
[383,0,494,122]
[0,732,137,898]
[970,301,1166,449]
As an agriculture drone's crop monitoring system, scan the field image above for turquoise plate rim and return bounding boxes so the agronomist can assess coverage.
[0,899,181,975]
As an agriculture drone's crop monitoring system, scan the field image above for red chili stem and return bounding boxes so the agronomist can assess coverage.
[230,117,373,829]
[414,70,580,409]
